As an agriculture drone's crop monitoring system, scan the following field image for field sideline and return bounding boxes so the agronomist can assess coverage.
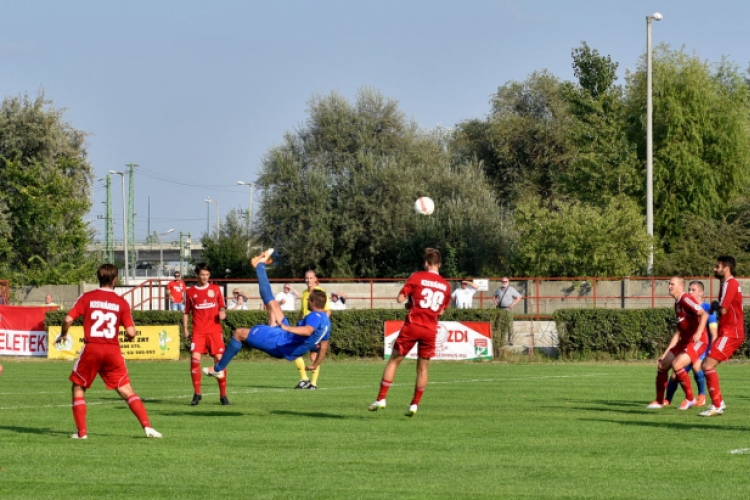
[1,358,750,499]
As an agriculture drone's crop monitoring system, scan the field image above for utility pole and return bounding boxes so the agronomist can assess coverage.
[126,163,138,281]
[105,174,113,263]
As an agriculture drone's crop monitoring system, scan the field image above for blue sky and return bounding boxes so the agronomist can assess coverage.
[3,0,749,243]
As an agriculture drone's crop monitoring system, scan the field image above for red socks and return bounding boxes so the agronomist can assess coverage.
[72,397,87,437]
[126,394,151,428]
[218,370,227,397]
[191,358,202,394]
[377,379,392,401]
[411,387,425,406]
[705,369,723,407]
[656,369,669,403]
[674,368,694,400]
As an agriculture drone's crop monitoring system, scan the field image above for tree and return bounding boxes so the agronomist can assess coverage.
[624,45,750,251]
[511,195,652,277]
[200,209,255,278]
[254,88,509,278]
[0,93,97,284]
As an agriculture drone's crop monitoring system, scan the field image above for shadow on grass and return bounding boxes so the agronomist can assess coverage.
[157,410,246,417]
[0,425,71,437]
[270,410,347,419]
[579,417,750,432]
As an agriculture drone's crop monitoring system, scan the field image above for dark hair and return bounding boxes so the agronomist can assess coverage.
[309,289,327,309]
[717,255,736,275]
[688,280,704,291]
[423,247,442,267]
[97,263,119,287]
[194,263,211,274]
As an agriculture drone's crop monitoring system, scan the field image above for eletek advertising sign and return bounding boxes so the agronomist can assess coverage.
[383,321,493,360]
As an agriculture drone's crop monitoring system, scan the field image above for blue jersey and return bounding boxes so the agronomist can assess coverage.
[278,311,331,360]
[701,302,718,327]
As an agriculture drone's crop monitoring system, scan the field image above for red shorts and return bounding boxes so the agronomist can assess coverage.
[69,343,130,390]
[393,323,437,359]
[707,334,745,362]
[190,331,226,356]
[670,340,708,365]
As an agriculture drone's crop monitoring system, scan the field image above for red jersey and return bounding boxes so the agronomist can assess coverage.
[185,284,225,335]
[718,276,744,339]
[674,292,708,344]
[400,270,450,331]
[167,279,186,302]
[67,288,134,345]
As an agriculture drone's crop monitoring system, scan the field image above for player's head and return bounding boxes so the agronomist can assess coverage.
[97,263,119,287]
[173,271,181,280]
[308,289,327,310]
[194,263,211,285]
[688,280,705,300]
[668,276,685,298]
[304,270,318,290]
[715,255,736,279]
[423,248,441,270]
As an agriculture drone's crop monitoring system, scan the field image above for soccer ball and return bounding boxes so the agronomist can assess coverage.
[414,197,435,215]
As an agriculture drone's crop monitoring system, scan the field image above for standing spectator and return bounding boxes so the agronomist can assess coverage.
[493,277,523,345]
[368,248,450,416]
[55,263,161,439]
[292,270,332,389]
[227,288,249,310]
[167,271,187,311]
[329,291,347,310]
[699,255,745,417]
[183,263,229,406]
[275,284,300,312]
[44,294,59,307]
[451,280,478,309]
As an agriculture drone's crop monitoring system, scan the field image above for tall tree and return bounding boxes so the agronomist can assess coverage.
[0,93,96,284]
[624,45,750,251]
[255,88,508,278]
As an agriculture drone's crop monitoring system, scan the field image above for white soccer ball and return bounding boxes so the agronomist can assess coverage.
[414,197,435,215]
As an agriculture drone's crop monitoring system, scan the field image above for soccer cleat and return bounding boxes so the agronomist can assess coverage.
[220,396,231,405]
[677,399,696,411]
[144,427,163,438]
[368,399,387,411]
[646,401,665,409]
[251,248,275,268]
[699,401,726,417]
[190,393,202,406]
[294,380,310,389]
[405,404,418,417]
[70,432,88,439]
[663,400,671,406]
[305,384,318,390]
[696,394,707,407]
[202,366,225,380]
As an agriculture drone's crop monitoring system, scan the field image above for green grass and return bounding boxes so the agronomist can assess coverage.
[1,358,750,499]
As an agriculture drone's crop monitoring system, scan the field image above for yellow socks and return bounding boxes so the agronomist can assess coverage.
[294,357,309,380]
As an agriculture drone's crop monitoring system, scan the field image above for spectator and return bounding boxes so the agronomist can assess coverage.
[227,288,249,310]
[167,272,187,311]
[330,291,347,310]
[493,278,522,310]
[44,294,59,308]
[451,280,478,309]
[275,284,300,311]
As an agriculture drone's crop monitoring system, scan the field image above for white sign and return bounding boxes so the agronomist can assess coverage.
[383,321,492,360]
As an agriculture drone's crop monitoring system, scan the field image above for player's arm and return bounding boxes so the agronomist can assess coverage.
[56,314,75,346]
[123,325,137,342]
[659,332,680,361]
[708,321,718,344]
[280,323,315,336]
[182,313,190,339]
[306,340,329,371]
[693,308,709,343]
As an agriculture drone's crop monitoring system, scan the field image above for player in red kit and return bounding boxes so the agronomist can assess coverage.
[183,263,229,406]
[56,263,161,439]
[699,255,745,417]
[369,248,450,416]
[646,277,708,410]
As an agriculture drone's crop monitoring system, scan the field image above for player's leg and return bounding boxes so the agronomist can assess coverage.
[71,384,88,439]
[369,353,406,411]
[700,354,725,416]
[189,349,203,406]
[308,350,321,388]
[647,352,674,408]
[207,328,251,375]
[692,357,707,405]
[212,352,230,405]
[115,383,162,438]
[251,250,287,327]
[293,356,310,388]
[671,353,695,409]
[406,357,430,417]
[665,364,692,405]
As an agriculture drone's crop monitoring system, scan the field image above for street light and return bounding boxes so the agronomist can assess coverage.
[204,197,212,235]
[237,181,254,254]
[109,170,129,285]
[646,11,662,276]
[158,229,174,277]
[204,197,220,238]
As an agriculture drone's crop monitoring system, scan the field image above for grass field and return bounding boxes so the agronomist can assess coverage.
[2,357,750,499]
